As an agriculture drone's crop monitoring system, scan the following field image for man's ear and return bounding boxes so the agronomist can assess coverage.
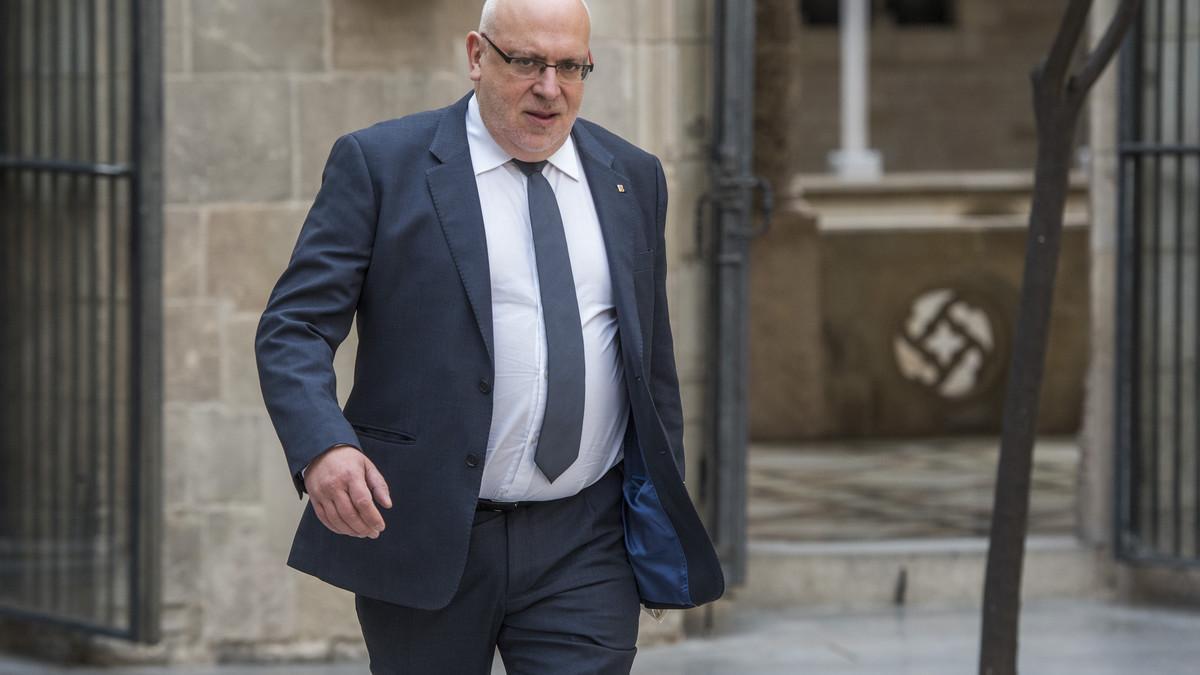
[466,32,484,82]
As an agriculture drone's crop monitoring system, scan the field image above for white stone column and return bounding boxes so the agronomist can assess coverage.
[828,0,882,179]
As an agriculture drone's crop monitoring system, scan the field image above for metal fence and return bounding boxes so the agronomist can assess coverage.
[1116,0,1200,565]
[0,0,161,641]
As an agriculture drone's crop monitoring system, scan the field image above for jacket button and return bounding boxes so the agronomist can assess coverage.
[465,453,480,468]
[478,378,492,394]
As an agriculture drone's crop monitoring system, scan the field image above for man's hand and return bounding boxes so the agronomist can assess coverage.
[304,444,392,538]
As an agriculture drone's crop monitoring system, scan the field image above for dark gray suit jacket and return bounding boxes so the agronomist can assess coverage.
[255,92,723,611]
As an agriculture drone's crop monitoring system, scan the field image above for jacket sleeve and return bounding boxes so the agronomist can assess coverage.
[648,157,687,481]
[255,133,374,499]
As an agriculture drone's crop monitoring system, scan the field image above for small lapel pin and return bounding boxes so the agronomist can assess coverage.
[617,184,626,193]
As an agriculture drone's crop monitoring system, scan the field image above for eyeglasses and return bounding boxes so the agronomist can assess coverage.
[480,33,594,83]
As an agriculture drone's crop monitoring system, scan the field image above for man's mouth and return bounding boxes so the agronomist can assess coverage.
[524,110,560,124]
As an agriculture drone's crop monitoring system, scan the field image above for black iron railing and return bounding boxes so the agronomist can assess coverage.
[0,0,161,641]
[1116,0,1200,565]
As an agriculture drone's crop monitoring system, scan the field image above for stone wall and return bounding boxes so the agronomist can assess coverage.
[755,0,1086,186]
[158,0,712,662]
[749,0,1095,441]
[749,174,1093,441]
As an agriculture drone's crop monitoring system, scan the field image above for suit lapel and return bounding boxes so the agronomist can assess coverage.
[574,123,647,375]
[427,94,494,364]
[425,96,647,372]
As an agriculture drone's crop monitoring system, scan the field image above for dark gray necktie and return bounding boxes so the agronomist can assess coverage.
[512,159,585,483]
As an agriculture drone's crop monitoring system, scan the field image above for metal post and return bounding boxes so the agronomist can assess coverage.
[704,0,763,589]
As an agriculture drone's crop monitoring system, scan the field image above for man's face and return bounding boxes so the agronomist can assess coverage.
[467,1,591,162]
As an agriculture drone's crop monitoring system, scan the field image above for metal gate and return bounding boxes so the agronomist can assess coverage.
[1116,0,1200,565]
[0,0,161,640]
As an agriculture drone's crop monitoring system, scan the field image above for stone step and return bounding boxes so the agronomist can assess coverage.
[732,535,1108,611]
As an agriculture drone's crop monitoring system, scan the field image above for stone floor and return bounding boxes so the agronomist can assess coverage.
[748,436,1078,541]
[3,599,1199,674]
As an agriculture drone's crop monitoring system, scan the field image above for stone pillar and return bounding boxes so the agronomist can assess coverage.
[1079,0,1120,553]
[828,0,882,179]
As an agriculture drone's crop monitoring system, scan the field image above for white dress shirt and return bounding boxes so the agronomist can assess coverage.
[467,94,629,501]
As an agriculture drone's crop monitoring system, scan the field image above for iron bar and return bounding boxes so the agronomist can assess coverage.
[105,0,120,627]
[1119,142,1200,154]
[1148,0,1164,551]
[32,0,48,608]
[1168,0,1185,557]
[1116,0,1200,565]
[0,156,134,176]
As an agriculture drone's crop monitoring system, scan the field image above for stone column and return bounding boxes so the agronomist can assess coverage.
[828,0,882,179]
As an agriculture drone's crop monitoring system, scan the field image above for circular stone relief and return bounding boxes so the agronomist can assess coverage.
[893,288,999,400]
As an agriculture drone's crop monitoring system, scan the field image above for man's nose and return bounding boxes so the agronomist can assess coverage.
[531,66,562,98]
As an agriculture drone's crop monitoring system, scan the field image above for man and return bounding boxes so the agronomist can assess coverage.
[255,0,723,672]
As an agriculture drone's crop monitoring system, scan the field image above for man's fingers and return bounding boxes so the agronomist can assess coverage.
[314,499,351,537]
[332,490,376,538]
[347,477,385,533]
[364,460,392,510]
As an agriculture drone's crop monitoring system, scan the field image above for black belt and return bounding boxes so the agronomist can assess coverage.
[476,498,523,512]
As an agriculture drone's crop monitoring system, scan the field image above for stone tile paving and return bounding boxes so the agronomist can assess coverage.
[3,600,1199,674]
[748,437,1078,541]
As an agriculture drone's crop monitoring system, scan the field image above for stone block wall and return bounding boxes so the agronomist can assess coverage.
[755,0,1087,186]
[156,0,712,662]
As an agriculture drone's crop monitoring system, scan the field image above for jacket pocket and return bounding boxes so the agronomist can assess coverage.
[632,248,655,272]
[351,423,417,445]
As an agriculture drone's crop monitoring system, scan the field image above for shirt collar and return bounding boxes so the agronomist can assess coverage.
[466,93,582,182]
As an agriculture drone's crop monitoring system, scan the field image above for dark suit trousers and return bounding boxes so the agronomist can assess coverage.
[354,463,641,674]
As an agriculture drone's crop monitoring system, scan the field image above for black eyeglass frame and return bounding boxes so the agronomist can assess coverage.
[479,33,595,82]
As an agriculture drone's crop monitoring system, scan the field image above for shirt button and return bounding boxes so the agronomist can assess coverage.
[465,453,480,468]
[478,378,492,394]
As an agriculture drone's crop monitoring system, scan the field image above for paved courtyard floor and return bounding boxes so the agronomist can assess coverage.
[748,436,1077,541]
[3,599,1199,674]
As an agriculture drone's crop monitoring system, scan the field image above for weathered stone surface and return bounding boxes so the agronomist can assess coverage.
[630,0,709,42]
[163,404,195,506]
[331,0,475,72]
[160,604,203,642]
[663,159,707,260]
[222,312,266,409]
[748,210,827,440]
[637,41,709,163]
[667,258,708,387]
[165,78,291,204]
[581,40,637,141]
[199,504,298,642]
[164,0,186,74]
[206,205,305,312]
[165,403,265,505]
[163,207,203,299]
[588,0,635,40]
[193,0,326,73]
[163,510,205,605]
[191,409,265,506]
[294,572,363,641]
[296,75,466,200]
[164,300,223,402]
[203,510,268,641]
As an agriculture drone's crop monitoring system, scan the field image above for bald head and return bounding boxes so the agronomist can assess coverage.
[479,0,591,38]
[467,0,593,162]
